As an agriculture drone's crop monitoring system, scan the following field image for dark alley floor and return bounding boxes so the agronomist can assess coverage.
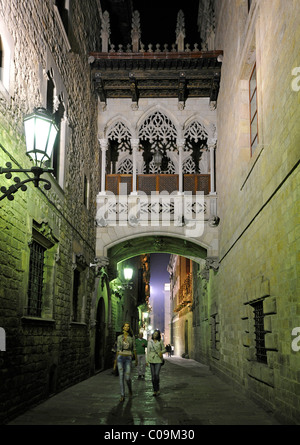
[7,356,284,427]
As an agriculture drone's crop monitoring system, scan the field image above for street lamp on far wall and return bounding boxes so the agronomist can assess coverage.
[0,108,58,202]
[117,266,133,289]
[124,267,133,281]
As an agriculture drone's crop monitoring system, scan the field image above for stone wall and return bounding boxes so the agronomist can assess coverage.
[0,0,102,423]
[209,0,300,424]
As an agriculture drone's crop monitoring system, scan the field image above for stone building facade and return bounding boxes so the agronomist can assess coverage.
[0,0,299,427]
[165,0,299,425]
[0,0,103,423]
[193,0,300,424]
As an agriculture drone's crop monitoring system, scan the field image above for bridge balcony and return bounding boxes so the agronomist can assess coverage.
[96,173,218,227]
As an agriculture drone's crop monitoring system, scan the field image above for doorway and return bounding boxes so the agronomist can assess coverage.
[95,297,105,371]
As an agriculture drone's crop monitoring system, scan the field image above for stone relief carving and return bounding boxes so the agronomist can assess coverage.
[131,10,141,52]
[138,111,177,144]
[176,10,186,51]
[101,10,110,52]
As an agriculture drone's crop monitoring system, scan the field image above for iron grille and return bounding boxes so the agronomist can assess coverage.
[27,240,46,317]
[253,300,267,364]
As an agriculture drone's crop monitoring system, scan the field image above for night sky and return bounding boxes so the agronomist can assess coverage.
[102,0,201,49]
[132,0,201,47]
[149,253,170,333]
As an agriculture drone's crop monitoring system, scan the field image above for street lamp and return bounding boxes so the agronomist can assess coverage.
[153,149,163,169]
[0,107,58,201]
[118,267,134,289]
[124,267,133,281]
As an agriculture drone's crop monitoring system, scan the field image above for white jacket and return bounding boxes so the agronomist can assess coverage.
[147,339,166,363]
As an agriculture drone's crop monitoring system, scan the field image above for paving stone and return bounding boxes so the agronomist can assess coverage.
[8,356,282,426]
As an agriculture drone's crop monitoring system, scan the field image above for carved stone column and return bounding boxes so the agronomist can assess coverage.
[131,11,141,53]
[208,138,217,195]
[176,138,185,194]
[176,10,185,52]
[131,138,139,194]
[99,139,108,194]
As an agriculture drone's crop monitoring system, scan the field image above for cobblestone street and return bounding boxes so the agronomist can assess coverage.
[8,356,282,426]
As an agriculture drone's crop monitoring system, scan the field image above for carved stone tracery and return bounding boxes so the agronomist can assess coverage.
[104,113,214,176]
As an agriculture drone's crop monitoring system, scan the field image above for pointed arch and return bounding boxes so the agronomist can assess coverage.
[103,114,134,140]
[183,114,215,139]
[105,117,133,141]
[136,104,180,138]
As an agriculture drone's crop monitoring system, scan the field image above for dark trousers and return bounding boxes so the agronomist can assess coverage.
[150,363,162,392]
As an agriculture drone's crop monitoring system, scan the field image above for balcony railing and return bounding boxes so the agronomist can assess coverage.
[96,174,218,231]
[106,173,211,195]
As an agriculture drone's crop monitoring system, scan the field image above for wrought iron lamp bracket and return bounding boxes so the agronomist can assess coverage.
[0,162,54,201]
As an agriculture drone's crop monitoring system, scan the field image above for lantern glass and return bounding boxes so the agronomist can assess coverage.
[124,267,133,281]
[153,149,162,168]
[24,108,58,167]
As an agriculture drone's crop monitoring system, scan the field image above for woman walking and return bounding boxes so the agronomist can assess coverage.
[114,322,137,402]
[146,329,166,396]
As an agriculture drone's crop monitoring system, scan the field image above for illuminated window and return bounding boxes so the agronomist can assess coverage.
[249,64,258,155]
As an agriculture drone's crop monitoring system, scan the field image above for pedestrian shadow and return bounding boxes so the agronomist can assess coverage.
[154,396,203,425]
[105,398,134,425]
[161,382,190,392]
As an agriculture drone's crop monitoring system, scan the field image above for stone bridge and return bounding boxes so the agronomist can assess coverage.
[94,192,220,277]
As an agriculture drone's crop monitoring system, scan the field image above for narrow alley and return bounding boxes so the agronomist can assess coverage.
[8,356,281,427]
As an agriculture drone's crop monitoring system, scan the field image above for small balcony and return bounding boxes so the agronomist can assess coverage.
[96,173,218,228]
[106,173,211,196]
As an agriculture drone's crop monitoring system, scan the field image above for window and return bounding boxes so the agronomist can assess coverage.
[71,254,88,323]
[83,174,90,208]
[0,18,14,96]
[54,0,71,52]
[26,221,58,319]
[252,300,267,364]
[248,0,253,12]
[72,269,80,322]
[46,70,66,182]
[55,0,69,34]
[27,241,46,317]
[249,64,258,155]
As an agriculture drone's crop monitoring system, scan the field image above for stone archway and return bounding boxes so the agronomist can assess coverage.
[106,234,208,280]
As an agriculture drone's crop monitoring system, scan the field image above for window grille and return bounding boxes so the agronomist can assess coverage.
[250,64,258,154]
[27,241,46,317]
[252,300,267,364]
[211,314,217,350]
[72,269,80,322]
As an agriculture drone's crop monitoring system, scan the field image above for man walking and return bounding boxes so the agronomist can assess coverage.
[135,332,147,379]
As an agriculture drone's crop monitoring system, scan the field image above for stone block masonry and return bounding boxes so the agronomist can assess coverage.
[0,0,102,424]
[209,0,300,425]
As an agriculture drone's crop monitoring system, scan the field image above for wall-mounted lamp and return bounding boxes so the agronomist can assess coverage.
[123,267,133,281]
[120,267,133,289]
[0,108,58,201]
